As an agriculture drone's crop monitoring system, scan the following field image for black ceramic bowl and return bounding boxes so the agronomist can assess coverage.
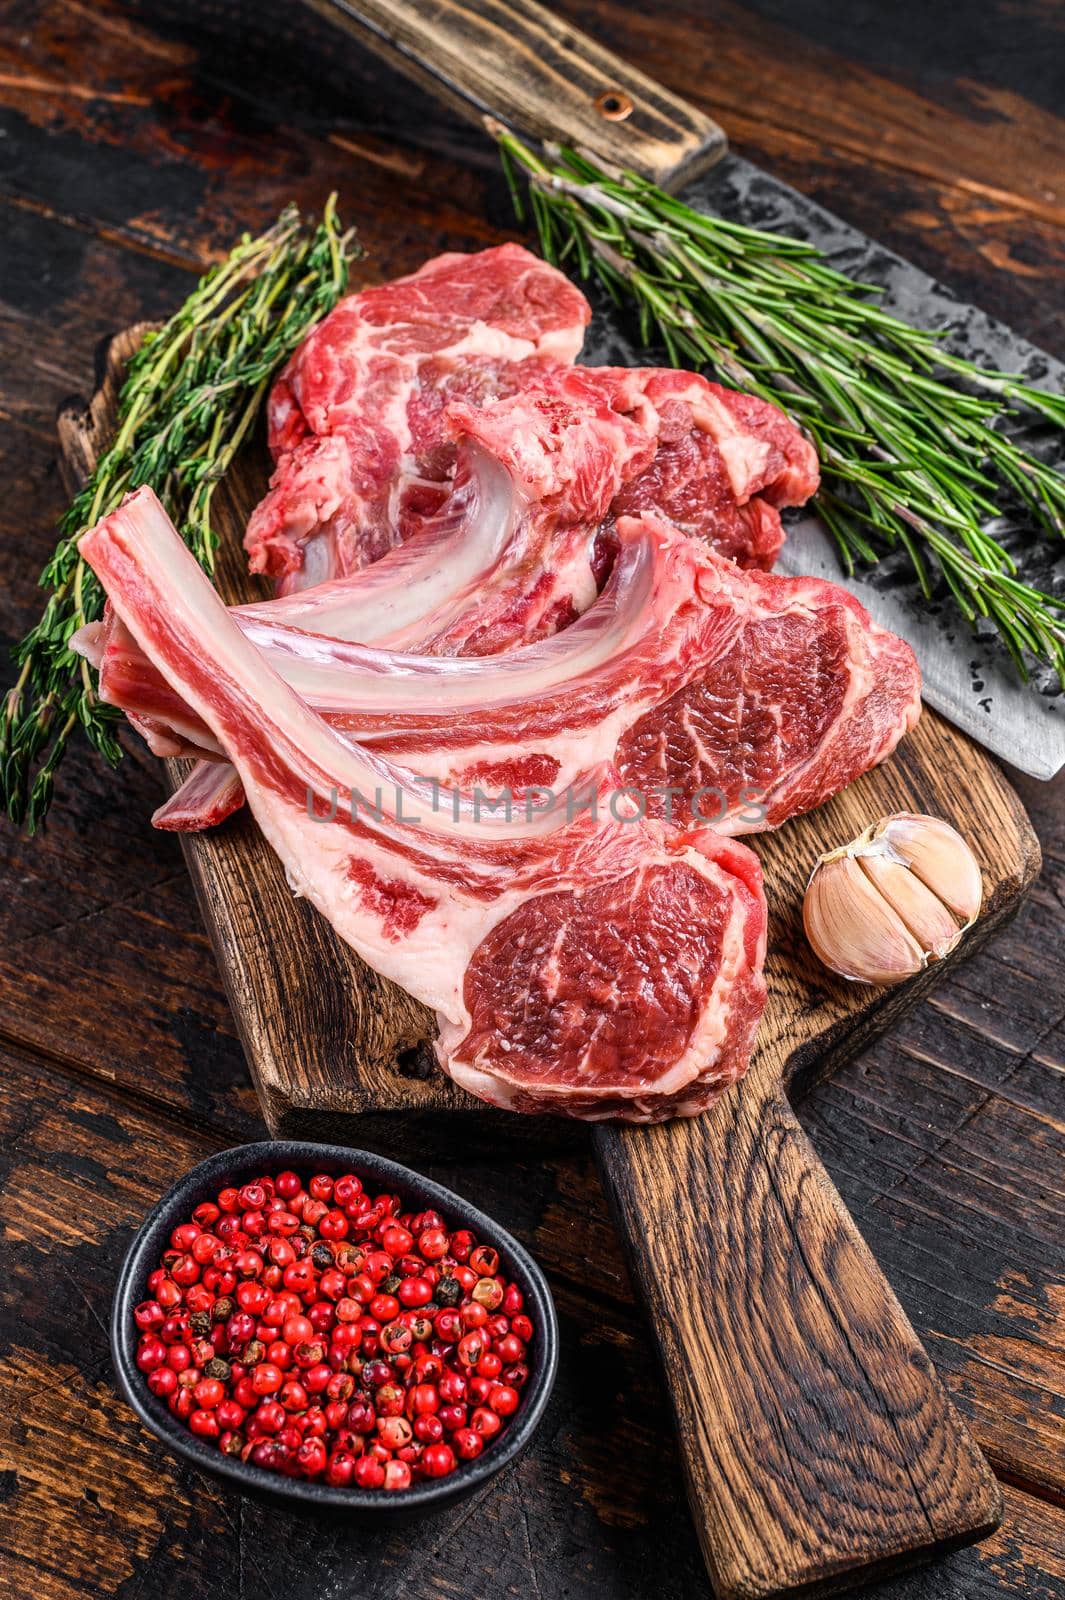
[111,1140,558,1514]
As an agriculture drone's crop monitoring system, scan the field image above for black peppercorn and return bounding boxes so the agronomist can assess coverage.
[435,1275,462,1307]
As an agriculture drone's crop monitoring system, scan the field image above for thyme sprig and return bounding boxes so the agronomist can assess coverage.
[491,123,1065,682]
[2,197,358,830]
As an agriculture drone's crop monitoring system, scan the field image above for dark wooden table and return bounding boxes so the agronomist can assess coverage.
[0,2,1062,1596]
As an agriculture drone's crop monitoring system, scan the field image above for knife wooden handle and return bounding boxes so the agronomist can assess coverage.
[303,0,726,189]
[593,1080,1002,1599]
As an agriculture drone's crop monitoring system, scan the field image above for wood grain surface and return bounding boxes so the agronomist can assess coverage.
[59,309,1029,1595]
[303,0,727,187]
[1,2,1063,1598]
[56,329,1043,1135]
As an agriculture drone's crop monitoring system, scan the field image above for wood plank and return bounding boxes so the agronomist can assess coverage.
[56,291,1039,1593]
[0,0,501,271]
[5,0,1062,225]
[0,0,1060,382]
[802,1054,1064,1499]
[1,0,1063,284]
[302,0,726,188]
[596,1087,1001,1600]
[0,6,1055,1593]
[558,0,1065,225]
[0,444,256,1137]
[794,763,1065,1503]
[0,1044,1061,1600]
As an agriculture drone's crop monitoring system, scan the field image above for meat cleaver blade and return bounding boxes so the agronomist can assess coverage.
[779,510,1065,780]
[693,155,1065,782]
[305,0,1065,781]
[575,145,1065,779]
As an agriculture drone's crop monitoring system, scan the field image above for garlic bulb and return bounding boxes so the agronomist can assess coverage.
[803,813,983,986]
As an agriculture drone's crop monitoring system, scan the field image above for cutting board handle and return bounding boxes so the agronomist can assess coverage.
[303,0,726,189]
[593,1080,1001,1599]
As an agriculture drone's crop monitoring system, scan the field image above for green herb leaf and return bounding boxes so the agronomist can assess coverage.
[2,198,359,830]
[490,125,1065,685]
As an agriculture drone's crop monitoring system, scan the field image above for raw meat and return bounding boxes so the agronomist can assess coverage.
[245,244,817,593]
[564,366,818,572]
[79,369,658,761]
[82,357,820,767]
[84,363,909,839]
[245,244,591,589]
[241,363,818,649]
[151,759,247,831]
[81,488,768,1121]
[95,507,920,835]
[611,518,921,827]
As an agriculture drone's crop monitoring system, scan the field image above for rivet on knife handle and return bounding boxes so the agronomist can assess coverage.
[302,0,727,190]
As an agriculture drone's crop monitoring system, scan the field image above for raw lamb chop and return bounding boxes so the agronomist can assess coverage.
[85,363,906,835]
[81,488,768,1122]
[78,369,659,761]
[245,245,817,592]
[79,320,828,834]
[240,362,817,653]
[94,505,920,834]
[245,244,591,589]
[83,356,818,731]
[567,365,818,573]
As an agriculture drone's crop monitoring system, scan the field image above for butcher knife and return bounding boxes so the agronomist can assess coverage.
[303,0,1065,778]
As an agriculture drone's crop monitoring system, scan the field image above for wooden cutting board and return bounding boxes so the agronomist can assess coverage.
[61,326,1037,1600]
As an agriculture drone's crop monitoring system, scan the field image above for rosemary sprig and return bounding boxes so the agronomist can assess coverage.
[2,197,359,831]
[492,123,1065,682]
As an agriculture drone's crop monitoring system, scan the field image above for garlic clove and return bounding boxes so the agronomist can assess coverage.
[856,850,964,961]
[802,853,927,986]
[803,811,984,987]
[875,813,983,924]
